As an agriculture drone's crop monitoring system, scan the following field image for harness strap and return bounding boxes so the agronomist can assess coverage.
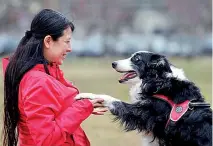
[189,102,211,109]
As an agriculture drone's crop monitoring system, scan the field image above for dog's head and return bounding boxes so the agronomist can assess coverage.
[112,51,187,85]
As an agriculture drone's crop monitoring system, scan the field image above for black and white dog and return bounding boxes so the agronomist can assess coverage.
[75,51,212,146]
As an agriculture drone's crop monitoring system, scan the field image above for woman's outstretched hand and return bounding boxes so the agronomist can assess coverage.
[89,98,108,115]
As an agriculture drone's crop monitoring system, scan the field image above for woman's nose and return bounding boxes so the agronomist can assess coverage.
[67,47,72,52]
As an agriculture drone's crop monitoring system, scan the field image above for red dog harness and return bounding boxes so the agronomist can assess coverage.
[153,94,210,128]
[154,94,190,128]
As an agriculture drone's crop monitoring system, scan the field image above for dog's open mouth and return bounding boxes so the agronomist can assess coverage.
[119,71,137,83]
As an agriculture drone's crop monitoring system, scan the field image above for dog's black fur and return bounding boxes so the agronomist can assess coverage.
[110,52,212,146]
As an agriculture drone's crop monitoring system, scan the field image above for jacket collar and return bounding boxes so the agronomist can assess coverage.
[33,63,63,80]
[2,57,75,88]
[2,57,9,77]
[2,57,63,80]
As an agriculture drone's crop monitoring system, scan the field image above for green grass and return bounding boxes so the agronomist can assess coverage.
[0,57,212,146]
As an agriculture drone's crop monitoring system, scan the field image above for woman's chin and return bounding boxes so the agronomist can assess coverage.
[55,58,65,65]
[58,61,63,65]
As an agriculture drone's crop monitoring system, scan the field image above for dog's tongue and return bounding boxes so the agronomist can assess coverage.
[120,72,136,80]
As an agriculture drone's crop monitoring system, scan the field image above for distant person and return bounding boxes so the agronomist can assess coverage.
[2,9,107,146]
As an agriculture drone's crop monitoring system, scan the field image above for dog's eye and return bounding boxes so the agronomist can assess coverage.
[132,54,142,63]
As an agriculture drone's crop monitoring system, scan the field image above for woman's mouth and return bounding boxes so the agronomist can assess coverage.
[62,54,67,59]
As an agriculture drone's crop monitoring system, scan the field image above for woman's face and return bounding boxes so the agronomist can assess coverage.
[43,27,72,65]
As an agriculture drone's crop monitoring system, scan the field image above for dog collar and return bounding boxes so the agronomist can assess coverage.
[154,94,190,128]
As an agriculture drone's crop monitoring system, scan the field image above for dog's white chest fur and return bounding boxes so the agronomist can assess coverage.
[129,82,142,102]
[129,83,159,146]
[141,134,159,146]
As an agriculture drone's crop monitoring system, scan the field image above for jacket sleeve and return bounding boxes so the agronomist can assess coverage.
[21,76,93,145]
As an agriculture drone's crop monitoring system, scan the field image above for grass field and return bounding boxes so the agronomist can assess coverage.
[0,56,212,146]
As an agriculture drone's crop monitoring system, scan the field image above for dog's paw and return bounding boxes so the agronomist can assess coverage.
[97,95,121,107]
[75,93,97,100]
[98,95,120,102]
[75,93,121,107]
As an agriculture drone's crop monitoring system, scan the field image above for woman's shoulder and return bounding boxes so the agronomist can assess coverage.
[19,69,79,103]
[23,69,50,81]
[20,69,55,88]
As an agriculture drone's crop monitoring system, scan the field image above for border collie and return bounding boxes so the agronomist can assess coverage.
[75,51,212,146]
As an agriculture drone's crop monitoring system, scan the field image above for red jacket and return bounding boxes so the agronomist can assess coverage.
[2,58,93,146]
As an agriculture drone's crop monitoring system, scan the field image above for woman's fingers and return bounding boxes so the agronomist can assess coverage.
[89,98,109,115]
[90,98,105,108]
[92,111,105,115]
[90,98,104,103]
[93,103,104,108]
[92,108,108,115]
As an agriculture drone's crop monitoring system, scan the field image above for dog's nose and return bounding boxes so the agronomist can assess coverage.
[112,62,117,68]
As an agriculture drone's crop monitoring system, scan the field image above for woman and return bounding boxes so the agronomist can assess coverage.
[3,9,107,146]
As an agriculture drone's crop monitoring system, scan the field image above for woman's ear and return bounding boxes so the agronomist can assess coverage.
[43,35,52,49]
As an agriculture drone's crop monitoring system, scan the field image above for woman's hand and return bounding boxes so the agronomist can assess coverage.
[89,98,108,115]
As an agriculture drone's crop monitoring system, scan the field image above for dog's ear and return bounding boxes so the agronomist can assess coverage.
[141,78,164,95]
[141,82,157,95]
[149,55,172,73]
[160,58,172,73]
[141,78,172,96]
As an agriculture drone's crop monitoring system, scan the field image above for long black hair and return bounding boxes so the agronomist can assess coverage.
[3,9,74,146]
